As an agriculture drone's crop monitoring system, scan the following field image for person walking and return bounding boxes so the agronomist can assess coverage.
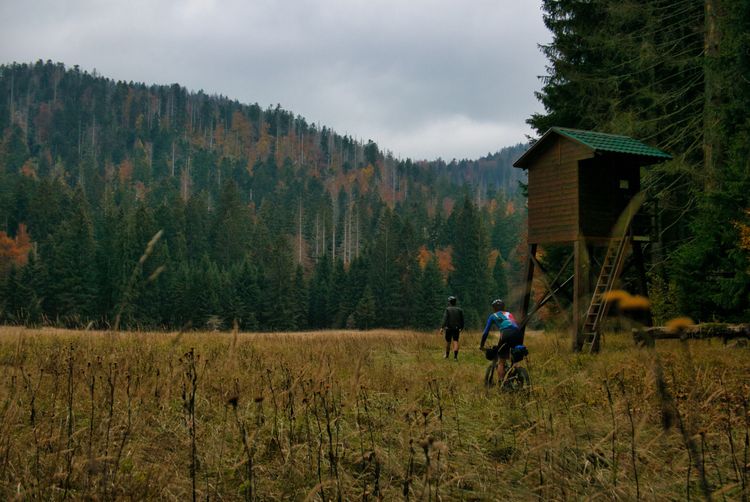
[440,296,464,360]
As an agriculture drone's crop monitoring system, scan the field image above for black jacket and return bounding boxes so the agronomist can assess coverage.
[441,306,464,330]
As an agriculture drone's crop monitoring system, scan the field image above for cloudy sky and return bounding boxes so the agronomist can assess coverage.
[0,0,550,161]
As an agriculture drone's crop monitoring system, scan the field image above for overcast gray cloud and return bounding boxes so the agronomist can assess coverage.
[0,0,550,160]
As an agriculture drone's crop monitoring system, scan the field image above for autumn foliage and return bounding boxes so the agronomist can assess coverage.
[737,209,750,254]
[0,224,32,275]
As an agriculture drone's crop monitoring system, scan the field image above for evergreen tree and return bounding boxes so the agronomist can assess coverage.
[531,0,749,324]
[329,259,347,327]
[259,234,296,331]
[0,125,30,174]
[190,255,224,329]
[337,255,370,329]
[95,191,123,321]
[448,198,491,327]
[394,216,420,327]
[670,1,750,321]
[114,205,169,328]
[212,181,252,268]
[292,265,309,330]
[354,286,376,330]
[491,255,509,301]
[0,62,531,330]
[45,188,99,325]
[414,257,445,330]
[18,252,44,325]
[308,256,332,328]
[184,193,212,262]
[228,258,260,330]
[368,212,402,328]
[1,266,23,323]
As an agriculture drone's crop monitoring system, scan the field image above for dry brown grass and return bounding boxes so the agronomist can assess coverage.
[0,326,746,500]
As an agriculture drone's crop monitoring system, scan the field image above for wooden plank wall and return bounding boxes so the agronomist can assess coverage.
[527,136,592,244]
[578,156,641,238]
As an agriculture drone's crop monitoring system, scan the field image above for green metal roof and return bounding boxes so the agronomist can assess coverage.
[513,127,672,168]
[552,127,672,159]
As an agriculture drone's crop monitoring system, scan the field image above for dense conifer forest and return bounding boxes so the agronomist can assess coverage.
[2,0,749,331]
[530,0,750,323]
[0,61,527,330]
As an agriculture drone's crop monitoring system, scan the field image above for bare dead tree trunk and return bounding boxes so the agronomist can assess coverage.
[332,201,337,263]
[8,69,13,123]
[181,155,191,202]
[392,160,397,203]
[703,0,721,191]
[315,213,320,261]
[347,203,351,264]
[356,205,360,259]
[343,202,348,265]
[298,199,303,265]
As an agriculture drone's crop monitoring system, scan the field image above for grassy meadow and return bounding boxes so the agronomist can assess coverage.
[0,326,746,500]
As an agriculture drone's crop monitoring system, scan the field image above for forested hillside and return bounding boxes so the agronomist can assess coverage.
[0,61,527,330]
[532,0,750,322]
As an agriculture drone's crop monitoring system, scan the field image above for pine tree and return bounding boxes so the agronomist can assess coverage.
[670,1,750,320]
[191,255,224,330]
[491,255,509,301]
[45,188,99,326]
[229,258,260,330]
[18,252,44,325]
[329,259,347,327]
[212,181,252,268]
[114,205,169,328]
[337,255,370,329]
[260,234,296,331]
[354,286,376,330]
[0,125,30,174]
[368,211,402,328]
[448,197,491,327]
[1,266,23,323]
[292,265,309,330]
[415,257,445,330]
[394,216,420,327]
[308,255,332,328]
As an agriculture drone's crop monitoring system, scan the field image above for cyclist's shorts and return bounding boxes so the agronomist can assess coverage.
[444,328,460,342]
[498,327,523,358]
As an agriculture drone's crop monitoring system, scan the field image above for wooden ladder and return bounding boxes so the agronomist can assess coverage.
[581,230,631,353]
[581,191,647,353]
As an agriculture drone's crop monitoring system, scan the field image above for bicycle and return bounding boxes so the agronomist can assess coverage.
[483,344,530,390]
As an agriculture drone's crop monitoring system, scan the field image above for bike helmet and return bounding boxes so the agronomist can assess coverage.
[491,299,505,309]
[448,296,457,305]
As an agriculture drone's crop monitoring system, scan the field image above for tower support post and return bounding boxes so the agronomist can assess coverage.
[519,243,538,337]
[572,239,591,351]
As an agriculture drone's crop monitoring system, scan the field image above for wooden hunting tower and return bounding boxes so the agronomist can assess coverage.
[513,127,672,352]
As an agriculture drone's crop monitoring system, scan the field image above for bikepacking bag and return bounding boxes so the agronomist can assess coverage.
[485,345,499,360]
[510,345,528,363]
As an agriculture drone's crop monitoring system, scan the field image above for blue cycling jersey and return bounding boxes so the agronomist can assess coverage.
[480,311,519,347]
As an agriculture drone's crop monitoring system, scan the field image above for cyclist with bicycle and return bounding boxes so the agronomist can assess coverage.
[479,299,523,384]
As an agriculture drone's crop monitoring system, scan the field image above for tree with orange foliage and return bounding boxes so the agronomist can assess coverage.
[0,224,32,277]
[230,110,253,158]
[119,158,134,185]
[417,245,432,269]
[434,247,454,278]
[738,210,750,253]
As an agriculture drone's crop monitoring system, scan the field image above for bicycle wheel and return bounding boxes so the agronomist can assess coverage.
[507,366,530,391]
